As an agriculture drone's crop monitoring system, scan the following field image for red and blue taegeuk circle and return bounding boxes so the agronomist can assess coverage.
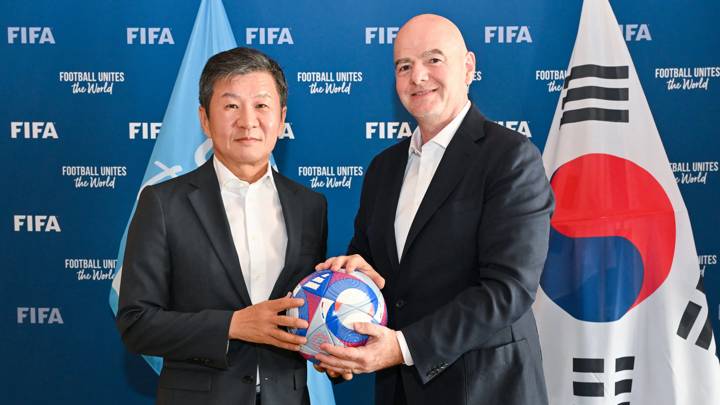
[540,153,676,322]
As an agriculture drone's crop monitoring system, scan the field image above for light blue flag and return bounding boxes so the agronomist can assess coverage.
[109,1,335,403]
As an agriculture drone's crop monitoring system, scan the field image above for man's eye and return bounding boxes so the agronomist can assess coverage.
[225,104,238,109]
[429,58,442,64]
[256,103,269,109]
[397,65,410,73]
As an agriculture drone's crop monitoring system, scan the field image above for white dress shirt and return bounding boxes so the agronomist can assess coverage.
[393,101,472,366]
[214,157,287,388]
[214,157,288,305]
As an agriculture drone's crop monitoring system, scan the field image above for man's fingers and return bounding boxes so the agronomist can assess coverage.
[270,328,307,345]
[316,256,380,281]
[275,315,308,329]
[329,256,348,272]
[315,256,342,270]
[342,254,369,273]
[315,353,344,368]
[313,364,352,380]
[318,362,350,375]
[342,257,359,273]
[316,256,349,272]
[268,336,302,352]
[271,296,305,310]
[353,322,382,337]
[315,353,353,371]
[319,344,361,362]
[360,269,385,289]
[325,369,354,380]
[315,257,335,270]
[340,256,386,290]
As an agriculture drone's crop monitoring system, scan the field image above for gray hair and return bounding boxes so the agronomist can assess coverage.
[199,47,288,113]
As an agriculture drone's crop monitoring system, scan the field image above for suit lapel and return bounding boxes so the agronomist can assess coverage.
[269,170,303,300]
[187,159,252,306]
[377,144,408,272]
[400,107,485,261]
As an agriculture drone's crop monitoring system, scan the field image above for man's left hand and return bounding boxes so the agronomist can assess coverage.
[315,254,385,289]
[315,322,404,374]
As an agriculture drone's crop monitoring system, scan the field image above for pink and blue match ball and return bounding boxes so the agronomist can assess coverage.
[287,269,387,363]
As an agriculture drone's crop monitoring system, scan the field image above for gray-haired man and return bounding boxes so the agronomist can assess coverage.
[117,47,327,405]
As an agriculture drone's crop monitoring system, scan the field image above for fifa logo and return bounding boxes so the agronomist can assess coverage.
[10,122,58,140]
[7,27,55,44]
[126,28,174,45]
[365,122,413,139]
[245,28,294,45]
[13,215,61,232]
[17,307,64,324]
[484,26,532,43]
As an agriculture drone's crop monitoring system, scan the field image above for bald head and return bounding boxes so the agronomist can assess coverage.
[394,14,468,60]
[393,14,475,140]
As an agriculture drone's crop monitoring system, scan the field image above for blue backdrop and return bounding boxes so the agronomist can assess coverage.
[2,1,719,404]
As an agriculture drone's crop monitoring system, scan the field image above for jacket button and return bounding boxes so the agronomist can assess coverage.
[242,375,254,384]
[395,299,406,309]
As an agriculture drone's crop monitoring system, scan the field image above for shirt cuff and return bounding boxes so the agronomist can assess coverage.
[395,330,414,366]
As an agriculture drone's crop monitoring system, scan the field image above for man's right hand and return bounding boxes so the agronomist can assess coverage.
[228,295,308,351]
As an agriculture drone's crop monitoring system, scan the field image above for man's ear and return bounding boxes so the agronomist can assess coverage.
[278,105,288,136]
[464,51,476,86]
[199,106,211,138]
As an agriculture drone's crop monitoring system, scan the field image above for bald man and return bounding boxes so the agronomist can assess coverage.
[316,14,553,405]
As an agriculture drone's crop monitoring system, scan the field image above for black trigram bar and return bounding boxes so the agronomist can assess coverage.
[677,301,702,339]
[560,107,629,125]
[615,356,635,372]
[573,381,604,397]
[696,312,713,350]
[562,86,628,109]
[564,64,629,89]
[618,402,630,405]
[573,358,604,373]
[615,379,633,395]
[697,276,705,292]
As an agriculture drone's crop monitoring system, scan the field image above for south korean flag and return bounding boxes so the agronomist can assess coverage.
[533,0,720,404]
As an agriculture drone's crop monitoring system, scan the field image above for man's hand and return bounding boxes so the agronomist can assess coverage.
[315,254,385,289]
[228,295,308,351]
[315,322,403,374]
[313,364,353,381]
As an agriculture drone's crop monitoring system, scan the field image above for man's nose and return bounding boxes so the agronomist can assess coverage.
[235,104,259,129]
[411,65,428,85]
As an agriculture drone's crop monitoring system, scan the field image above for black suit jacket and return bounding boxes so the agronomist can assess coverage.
[349,105,554,405]
[116,158,327,405]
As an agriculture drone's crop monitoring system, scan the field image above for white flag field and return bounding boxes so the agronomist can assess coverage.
[534,0,720,404]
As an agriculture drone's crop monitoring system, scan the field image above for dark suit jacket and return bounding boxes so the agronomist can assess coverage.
[116,158,327,405]
[349,105,554,405]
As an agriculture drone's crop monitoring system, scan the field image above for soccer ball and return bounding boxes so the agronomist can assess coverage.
[287,269,387,363]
